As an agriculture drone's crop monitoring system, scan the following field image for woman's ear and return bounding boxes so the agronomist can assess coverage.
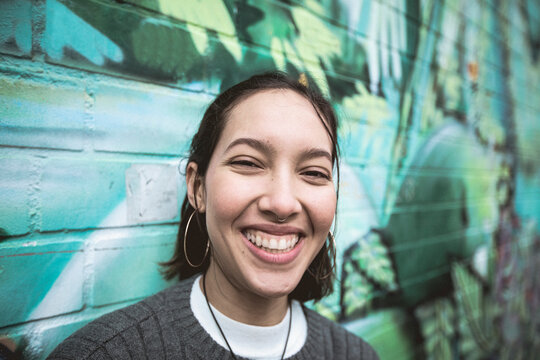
[186,162,206,212]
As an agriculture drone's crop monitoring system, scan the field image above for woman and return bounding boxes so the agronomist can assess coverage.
[48,72,378,359]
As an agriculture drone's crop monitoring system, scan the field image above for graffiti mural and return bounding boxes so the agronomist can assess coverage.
[1,0,539,358]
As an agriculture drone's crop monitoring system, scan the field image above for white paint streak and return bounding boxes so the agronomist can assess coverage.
[125,164,179,224]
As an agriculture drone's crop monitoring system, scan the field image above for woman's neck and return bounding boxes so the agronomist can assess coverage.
[202,263,289,326]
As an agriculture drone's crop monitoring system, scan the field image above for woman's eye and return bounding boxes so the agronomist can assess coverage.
[231,160,260,168]
[303,170,330,180]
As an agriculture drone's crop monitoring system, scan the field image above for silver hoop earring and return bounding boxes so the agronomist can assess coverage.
[183,211,210,268]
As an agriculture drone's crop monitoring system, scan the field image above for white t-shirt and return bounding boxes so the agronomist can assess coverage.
[190,275,308,359]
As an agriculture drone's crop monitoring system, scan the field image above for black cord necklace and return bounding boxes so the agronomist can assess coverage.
[202,274,292,360]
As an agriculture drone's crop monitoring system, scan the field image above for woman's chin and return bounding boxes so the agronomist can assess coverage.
[246,272,302,299]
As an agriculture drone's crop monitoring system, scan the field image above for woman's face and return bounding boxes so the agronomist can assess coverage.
[189,89,336,299]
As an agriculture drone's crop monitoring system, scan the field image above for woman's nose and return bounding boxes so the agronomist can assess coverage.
[258,173,302,221]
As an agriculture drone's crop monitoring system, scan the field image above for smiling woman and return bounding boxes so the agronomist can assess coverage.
[47,72,379,360]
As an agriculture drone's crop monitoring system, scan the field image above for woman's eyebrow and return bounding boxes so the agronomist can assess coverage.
[300,148,333,163]
[225,138,331,162]
[225,137,276,155]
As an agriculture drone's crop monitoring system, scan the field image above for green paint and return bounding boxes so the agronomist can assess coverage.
[345,308,418,359]
[1,0,540,358]
[156,0,243,61]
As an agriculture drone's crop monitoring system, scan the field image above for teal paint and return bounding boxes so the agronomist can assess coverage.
[92,231,175,306]
[43,0,123,65]
[1,0,539,358]
[39,158,130,231]
[0,0,32,55]
[92,83,212,155]
[0,77,87,151]
[0,238,84,327]
[0,158,32,236]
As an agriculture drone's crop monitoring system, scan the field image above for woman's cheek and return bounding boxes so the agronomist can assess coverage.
[305,186,337,228]
[206,172,257,218]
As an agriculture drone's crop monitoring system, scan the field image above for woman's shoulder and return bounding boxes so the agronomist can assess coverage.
[46,276,196,360]
[301,306,379,360]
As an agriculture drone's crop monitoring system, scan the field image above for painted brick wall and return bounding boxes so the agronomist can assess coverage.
[1,0,539,358]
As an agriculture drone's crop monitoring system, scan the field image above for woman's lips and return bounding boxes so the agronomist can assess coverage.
[241,228,304,264]
[243,229,299,252]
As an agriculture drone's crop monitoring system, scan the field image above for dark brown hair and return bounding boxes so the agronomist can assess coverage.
[161,71,340,302]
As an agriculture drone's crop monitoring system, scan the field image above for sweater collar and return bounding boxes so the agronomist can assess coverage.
[165,275,326,360]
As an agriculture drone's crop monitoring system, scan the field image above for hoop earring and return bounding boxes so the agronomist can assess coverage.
[308,231,336,280]
[183,211,210,268]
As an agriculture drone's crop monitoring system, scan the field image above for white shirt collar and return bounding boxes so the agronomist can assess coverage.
[190,275,307,359]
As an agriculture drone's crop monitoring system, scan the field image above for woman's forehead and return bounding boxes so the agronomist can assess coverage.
[223,90,331,142]
[214,90,333,153]
[228,89,310,114]
[228,89,326,129]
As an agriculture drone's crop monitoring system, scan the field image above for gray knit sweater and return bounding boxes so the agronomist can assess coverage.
[47,276,378,359]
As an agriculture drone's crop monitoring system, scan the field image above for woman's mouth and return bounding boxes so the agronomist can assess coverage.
[243,230,300,253]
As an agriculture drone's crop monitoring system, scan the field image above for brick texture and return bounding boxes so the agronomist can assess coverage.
[1,0,539,359]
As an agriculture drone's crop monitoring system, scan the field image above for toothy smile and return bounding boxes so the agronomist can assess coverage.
[244,230,300,253]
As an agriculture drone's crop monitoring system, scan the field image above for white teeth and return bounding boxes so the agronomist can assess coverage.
[244,230,299,252]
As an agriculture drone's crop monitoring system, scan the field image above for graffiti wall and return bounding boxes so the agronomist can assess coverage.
[1,0,539,358]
